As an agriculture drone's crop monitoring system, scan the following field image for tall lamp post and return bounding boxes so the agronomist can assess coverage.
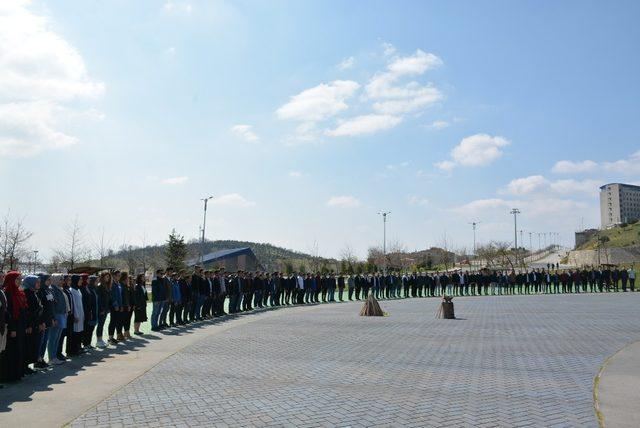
[510,208,520,267]
[32,250,39,273]
[468,221,481,257]
[378,211,391,276]
[200,196,214,264]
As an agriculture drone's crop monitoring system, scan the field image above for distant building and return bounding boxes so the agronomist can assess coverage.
[187,247,263,271]
[574,229,598,249]
[600,183,640,228]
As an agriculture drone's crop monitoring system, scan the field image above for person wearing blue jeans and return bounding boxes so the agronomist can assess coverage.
[48,274,68,365]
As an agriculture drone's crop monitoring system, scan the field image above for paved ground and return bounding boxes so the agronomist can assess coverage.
[66,293,640,428]
[596,340,640,428]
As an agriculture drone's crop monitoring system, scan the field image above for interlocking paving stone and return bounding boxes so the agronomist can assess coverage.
[71,294,640,427]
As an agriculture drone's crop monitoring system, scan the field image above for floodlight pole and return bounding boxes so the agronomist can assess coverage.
[200,196,214,264]
[378,211,391,276]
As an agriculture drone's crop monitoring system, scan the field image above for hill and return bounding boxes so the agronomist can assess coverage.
[100,239,337,272]
[577,222,640,250]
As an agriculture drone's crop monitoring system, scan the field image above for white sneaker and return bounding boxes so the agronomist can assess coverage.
[96,339,107,348]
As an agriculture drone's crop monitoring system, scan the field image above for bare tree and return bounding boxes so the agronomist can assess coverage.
[308,240,321,273]
[54,215,91,271]
[0,211,33,271]
[340,244,359,274]
[93,227,114,268]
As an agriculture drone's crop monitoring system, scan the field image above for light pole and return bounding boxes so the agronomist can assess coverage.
[200,196,214,264]
[537,232,541,251]
[468,221,481,257]
[510,208,520,267]
[32,250,39,273]
[378,211,391,276]
[529,232,533,252]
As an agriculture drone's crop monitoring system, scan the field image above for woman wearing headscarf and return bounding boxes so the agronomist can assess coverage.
[22,275,44,373]
[133,273,148,335]
[0,271,27,382]
[82,275,99,349]
[108,272,123,345]
[0,271,7,357]
[95,272,112,348]
[48,274,68,365]
[36,274,54,368]
[68,275,85,356]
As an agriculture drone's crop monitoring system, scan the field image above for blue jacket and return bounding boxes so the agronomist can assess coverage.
[111,282,123,310]
[171,280,181,303]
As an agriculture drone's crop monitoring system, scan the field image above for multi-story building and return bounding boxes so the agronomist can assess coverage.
[600,183,640,228]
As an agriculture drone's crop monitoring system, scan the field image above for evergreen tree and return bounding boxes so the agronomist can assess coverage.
[165,229,187,270]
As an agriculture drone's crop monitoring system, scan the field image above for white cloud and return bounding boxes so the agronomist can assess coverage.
[435,160,456,172]
[365,49,443,115]
[211,193,256,207]
[163,1,192,14]
[503,175,548,195]
[337,56,355,70]
[452,197,586,218]
[551,160,598,174]
[161,176,189,185]
[0,0,104,157]
[326,114,402,137]
[327,196,361,208]
[552,152,640,175]
[501,175,601,196]
[428,120,450,130]
[381,42,396,56]
[437,134,510,171]
[288,171,303,178]
[276,80,360,122]
[230,124,259,142]
[407,195,429,206]
[549,179,601,195]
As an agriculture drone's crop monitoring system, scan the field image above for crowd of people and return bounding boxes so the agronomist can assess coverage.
[0,264,637,386]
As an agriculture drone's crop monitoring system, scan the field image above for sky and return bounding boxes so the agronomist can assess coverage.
[1,0,639,260]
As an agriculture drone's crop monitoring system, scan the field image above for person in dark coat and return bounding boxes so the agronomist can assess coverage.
[1,271,28,383]
[22,275,44,374]
[83,275,99,349]
[36,274,54,368]
[133,274,148,335]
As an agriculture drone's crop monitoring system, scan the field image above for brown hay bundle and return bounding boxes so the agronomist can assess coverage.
[360,293,385,316]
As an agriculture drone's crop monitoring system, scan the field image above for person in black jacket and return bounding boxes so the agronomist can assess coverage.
[133,274,148,335]
[22,275,44,374]
[150,269,165,331]
[95,272,112,348]
[83,275,99,349]
[79,274,94,349]
[36,274,54,368]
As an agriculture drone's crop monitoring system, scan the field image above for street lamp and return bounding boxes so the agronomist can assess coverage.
[378,211,391,276]
[32,250,39,273]
[510,208,520,266]
[200,196,214,264]
[468,221,481,257]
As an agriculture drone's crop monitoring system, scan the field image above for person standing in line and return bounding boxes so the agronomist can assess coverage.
[78,274,93,349]
[0,272,8,371]
[83,275,99,349]
[133,274,148,335]
[22,275,44,373]
[108,272,122,344]
[95,272,112,347]
[161,267,174,326]
[169,272,182,326]
[68,275,85,355]
[1,272,28,383]
[120,273,134,340]
[150,269,165,331]
[36,274,54,368]
[48,274,67,363]
[629,266,636,292]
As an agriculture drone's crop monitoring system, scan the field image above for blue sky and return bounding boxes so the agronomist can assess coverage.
[1,0,639,259]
